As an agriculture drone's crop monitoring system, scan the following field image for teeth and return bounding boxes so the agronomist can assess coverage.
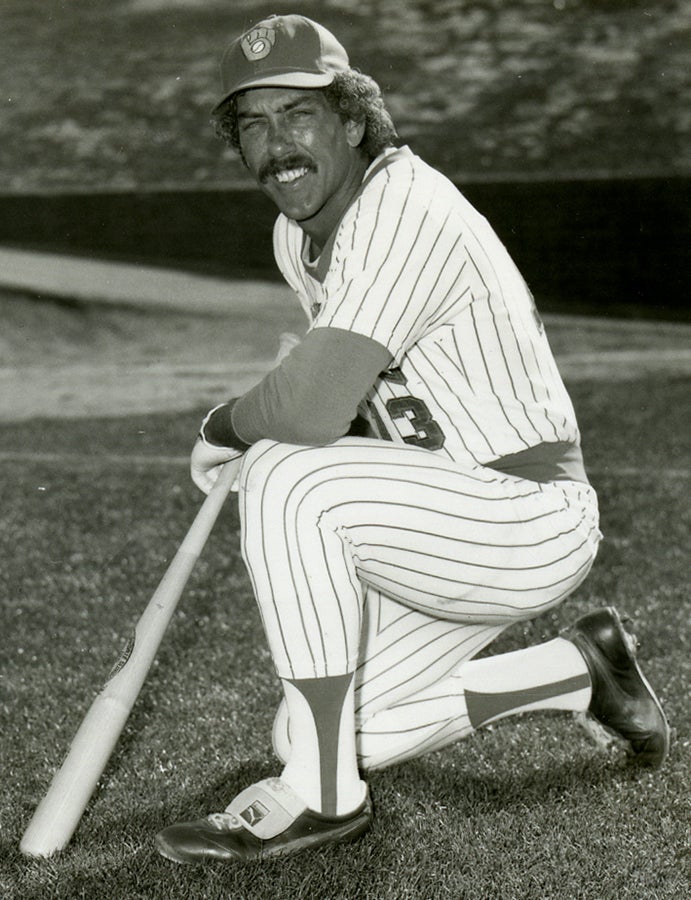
[275,167,309,184]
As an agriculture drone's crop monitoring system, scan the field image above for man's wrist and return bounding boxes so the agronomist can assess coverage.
[200,401,252,452]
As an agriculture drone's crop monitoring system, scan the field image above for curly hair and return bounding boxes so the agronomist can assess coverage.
[212,70,398,163]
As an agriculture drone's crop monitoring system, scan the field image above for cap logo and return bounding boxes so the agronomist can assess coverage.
[241,26,276,61]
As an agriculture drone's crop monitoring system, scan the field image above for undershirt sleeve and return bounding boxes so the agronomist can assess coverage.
[203,327,393,449]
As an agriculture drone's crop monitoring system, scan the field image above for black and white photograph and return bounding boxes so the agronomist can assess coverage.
[1,2,689,897]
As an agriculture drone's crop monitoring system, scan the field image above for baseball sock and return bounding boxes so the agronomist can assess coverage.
[357,637,591,769]
[279,673,367,816]
[458,636,591,727]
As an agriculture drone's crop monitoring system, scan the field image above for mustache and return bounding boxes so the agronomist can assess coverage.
[259,155,316,183]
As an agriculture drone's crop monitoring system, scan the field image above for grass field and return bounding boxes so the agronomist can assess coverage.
[0,294,689,898]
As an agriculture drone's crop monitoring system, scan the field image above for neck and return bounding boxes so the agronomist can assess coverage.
[298,155,370,255]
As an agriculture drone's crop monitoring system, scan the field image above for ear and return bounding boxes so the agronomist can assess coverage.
[345,118,366,149]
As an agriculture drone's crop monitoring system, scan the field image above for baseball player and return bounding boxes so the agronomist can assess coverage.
[156,14,670,864]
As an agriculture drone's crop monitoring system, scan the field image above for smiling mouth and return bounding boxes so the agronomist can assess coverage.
[259,155,315,185]
[273,166,311,185]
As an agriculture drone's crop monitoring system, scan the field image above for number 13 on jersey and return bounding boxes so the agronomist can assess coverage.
[366,368,446,451]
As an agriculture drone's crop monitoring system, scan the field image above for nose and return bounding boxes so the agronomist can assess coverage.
[266,116,295,157]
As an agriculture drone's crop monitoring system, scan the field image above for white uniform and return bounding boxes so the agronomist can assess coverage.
[238,146,601,769]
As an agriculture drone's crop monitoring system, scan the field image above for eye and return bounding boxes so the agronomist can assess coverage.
[290,106,314,121]
[239,118,264,134]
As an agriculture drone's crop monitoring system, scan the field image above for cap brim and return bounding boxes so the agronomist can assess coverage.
[212,70,337,113]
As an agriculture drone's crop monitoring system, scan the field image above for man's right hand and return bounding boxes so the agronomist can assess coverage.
[190,438,243,495]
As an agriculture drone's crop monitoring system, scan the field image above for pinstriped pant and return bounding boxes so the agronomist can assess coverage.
[238,438,601,706]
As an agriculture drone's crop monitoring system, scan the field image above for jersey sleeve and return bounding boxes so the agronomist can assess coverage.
[221,327,392,447]
[313,168,470,362]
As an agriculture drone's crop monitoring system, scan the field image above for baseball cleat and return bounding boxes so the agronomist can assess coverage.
[155,777,371,864]
[568,606,670,767]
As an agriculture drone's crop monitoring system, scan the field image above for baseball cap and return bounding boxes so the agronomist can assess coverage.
[212,14,350,111]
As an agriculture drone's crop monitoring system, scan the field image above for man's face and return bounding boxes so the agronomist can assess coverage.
[236,87,366,242]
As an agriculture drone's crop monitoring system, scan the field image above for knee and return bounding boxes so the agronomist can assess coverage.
[239,441,338,499]
[237,439,287,494]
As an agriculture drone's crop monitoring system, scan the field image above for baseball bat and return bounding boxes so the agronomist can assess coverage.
[20,461,237,858]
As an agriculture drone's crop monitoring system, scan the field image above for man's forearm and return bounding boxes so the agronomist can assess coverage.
[203,328,392,449]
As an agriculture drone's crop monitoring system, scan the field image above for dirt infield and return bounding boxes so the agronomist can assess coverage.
[0,251,303,419]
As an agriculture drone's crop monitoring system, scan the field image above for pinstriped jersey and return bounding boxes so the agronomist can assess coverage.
[272,146,581,466]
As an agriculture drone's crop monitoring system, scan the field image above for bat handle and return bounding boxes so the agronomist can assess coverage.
[181,459,238,554]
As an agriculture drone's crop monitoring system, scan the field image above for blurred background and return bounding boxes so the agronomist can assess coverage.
[1,0,689,318]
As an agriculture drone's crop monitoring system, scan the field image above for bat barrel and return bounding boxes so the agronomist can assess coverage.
[20,696,133,857]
